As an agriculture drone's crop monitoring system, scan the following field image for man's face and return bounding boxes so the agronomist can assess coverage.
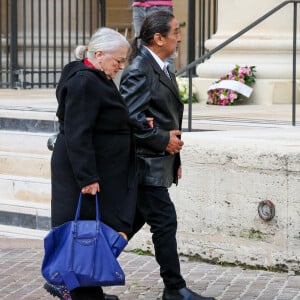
[164,18,181,59]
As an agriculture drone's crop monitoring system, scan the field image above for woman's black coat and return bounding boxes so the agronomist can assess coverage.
[51,60,137,235]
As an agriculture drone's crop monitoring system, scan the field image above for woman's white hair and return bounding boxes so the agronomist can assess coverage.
[74,27,129,60]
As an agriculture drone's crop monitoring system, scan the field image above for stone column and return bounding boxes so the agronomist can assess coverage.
[0,1,7,68]
[196,0,300,104]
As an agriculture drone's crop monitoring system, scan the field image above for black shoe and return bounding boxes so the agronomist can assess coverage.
[104,294,120,300]
[162,287,216,300]
[43,282,71,300]
[44,281,119,300]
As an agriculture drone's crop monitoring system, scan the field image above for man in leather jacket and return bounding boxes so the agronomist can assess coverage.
[120,10,215,300]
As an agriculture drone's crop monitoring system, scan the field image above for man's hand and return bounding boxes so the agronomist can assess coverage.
[177,165,182,179]
[166,130,184,155]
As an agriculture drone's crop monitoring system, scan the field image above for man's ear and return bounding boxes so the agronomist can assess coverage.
[153,33,164,47]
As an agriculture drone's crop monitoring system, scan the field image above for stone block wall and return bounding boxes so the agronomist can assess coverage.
[127,129,300,272]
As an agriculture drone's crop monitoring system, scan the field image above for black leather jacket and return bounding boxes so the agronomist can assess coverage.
[120,46,183,187]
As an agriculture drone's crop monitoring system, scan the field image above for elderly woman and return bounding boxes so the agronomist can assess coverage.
[44,28,138,300]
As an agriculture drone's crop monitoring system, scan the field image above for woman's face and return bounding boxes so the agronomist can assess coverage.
[96,46,128,80]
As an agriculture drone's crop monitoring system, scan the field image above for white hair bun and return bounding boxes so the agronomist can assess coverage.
[74,45,88,60]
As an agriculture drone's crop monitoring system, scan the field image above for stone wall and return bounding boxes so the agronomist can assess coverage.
[127,128,300,272]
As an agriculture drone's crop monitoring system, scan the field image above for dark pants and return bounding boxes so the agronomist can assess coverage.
[70,286,104,300]
[129,185,186,289]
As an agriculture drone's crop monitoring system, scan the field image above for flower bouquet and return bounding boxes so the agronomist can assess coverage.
[176,76,199,104]
[207,65,256,106]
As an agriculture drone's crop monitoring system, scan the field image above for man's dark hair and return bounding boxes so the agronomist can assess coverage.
[129,10,174,63]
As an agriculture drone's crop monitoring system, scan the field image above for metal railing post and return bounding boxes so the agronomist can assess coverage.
[186,0,196,131]
[188,0,196,74]
[292,2,297,126]
[100,0,106,26]
[188,70,193,132]
[10,0,20,89]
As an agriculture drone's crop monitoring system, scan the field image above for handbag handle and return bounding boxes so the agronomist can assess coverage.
[74,192,100,222]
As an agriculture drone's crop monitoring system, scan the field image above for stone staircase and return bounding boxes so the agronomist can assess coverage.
[0,92,57,231]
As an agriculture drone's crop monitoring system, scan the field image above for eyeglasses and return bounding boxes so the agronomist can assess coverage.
[110,55,127,65]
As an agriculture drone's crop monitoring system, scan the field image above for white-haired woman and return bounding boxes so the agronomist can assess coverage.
[43,27,145,300]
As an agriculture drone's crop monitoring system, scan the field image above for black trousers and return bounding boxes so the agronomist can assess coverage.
[70,286,104,300]
[129,185,186,289]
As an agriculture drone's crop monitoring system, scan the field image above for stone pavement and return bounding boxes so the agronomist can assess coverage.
[0,230,300,300]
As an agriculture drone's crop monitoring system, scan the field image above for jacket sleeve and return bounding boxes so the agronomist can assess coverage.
[63,73,101,188]
[120,66,170,153]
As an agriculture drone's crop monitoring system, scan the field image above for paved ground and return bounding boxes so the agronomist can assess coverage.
[0,229,300,300]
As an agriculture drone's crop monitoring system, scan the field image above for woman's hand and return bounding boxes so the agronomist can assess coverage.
[81,182,100,195]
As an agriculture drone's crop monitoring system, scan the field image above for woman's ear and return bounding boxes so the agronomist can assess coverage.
[95,50,104,59]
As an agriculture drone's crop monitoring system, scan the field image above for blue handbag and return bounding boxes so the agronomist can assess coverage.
[41,193,127,291]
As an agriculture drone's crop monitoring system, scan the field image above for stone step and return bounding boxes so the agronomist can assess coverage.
[0,224,48,239]
[0,90,58,133]
[0,115,57,133]
[0,130,52,154]
[0,151,51,179]
[0,130,51,179]
[0,174,51,204]
[0,197,50,231]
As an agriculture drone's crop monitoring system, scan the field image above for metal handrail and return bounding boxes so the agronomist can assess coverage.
[177,0,300,131]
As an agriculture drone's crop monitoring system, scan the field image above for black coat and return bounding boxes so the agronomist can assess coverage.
[120,46,184,188]
[51,61,137,235]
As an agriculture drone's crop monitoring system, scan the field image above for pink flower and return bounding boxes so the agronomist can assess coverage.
[206,65,256,106]
[219,94,226,100]
[239,67,251,76]
[229,91,238,100]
